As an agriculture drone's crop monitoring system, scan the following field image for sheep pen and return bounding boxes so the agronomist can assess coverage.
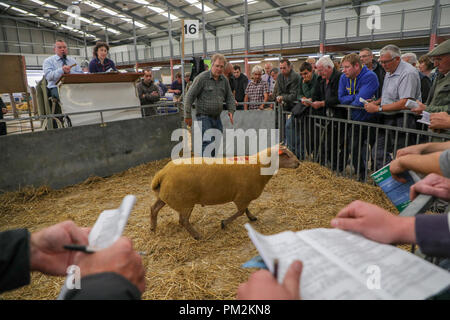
[0,159,399,300]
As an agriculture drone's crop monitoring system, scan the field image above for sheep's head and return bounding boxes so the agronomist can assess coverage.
[278,146,300,169]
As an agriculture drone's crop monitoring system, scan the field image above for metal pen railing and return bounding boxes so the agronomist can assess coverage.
[277,104,450,183]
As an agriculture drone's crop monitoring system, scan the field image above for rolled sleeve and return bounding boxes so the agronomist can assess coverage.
[416,214,450,258]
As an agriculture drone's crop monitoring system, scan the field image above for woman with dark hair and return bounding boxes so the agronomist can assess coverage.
[89,41,117,73]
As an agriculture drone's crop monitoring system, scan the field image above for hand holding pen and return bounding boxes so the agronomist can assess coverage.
[237,260,303,300]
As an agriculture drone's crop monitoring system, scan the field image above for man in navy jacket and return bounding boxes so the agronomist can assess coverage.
[338,53,379,181]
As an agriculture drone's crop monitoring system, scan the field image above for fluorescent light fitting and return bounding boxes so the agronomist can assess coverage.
[248,60,261,64]
[134,0,149,4]
[100,7,117,15]
[230,60,244,63]
[194,3,212,12]
[30,0,45,5]
[0,2,9,7]
[264,57,279,61]
[10,6,29,14]
[108,28,121,34]
[79,17,91,23]
[288,58,298,62]
[147,6,164,14]
[84,0,101,9]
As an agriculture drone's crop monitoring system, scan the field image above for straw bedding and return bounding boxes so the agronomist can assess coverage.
[0,160,397,300]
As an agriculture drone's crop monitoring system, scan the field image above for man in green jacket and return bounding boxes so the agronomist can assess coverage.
[411,39,450,136]
[297,62,319,157]
[298,62,319,100]
[413,39,450,115]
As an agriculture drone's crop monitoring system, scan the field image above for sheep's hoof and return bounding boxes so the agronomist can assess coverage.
[248,216,257,222]
[221,220,226,229]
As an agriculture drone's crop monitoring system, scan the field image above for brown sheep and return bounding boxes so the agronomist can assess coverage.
[150,145,300,239]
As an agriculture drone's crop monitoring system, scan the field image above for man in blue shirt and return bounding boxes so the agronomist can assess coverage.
[339,53,379,181]
[43,40,83,100]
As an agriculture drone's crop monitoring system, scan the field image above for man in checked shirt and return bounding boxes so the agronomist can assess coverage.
[184,54,236,157]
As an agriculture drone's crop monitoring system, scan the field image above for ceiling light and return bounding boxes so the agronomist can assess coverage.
[10,6,29,14]
[30,0,45,5]
[85,1,102,10]
[230,60,244,63]
[100,7,117,15]
[264,57,279,61]
[248,60,261,64]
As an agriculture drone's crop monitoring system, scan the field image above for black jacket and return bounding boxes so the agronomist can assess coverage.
[312,68,345,119]
[419,72,432,103]
[230,73,249,103]
[371,60,385,100]
[0,229,141,299]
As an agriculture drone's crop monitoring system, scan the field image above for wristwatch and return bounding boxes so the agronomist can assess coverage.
[378,105,383,112]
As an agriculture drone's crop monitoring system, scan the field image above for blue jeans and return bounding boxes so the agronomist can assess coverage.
[197,115,223,157]
[49,87,60,99]
[285,117,303,159]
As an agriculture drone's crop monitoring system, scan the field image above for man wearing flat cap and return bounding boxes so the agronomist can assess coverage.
[413,39,450,116]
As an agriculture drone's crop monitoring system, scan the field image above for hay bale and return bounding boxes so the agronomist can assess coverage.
[0,160,397,300]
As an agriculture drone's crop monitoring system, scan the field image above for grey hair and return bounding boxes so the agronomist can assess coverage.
[271,67,279,74]
[252,65,263,74]
[211,53,227,65]
[401,52,418,65]
[380,44,402,59]
[317,56,334,69]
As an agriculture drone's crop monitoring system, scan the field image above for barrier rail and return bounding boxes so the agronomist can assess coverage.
[276,104,450,183]
[3,101,449,186]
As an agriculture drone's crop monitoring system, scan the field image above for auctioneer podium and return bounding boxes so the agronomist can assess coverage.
[57,73,143,126]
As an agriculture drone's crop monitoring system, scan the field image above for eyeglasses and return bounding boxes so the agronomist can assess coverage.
[379,57,396,65]
[359,54,371,59]
[300,72,310,76]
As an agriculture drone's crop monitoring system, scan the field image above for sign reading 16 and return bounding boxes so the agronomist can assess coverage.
[184,23,197,35]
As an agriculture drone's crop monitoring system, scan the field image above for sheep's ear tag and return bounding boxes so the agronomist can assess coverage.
[278,149,283,155]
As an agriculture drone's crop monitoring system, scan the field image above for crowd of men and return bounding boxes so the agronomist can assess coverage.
[180,40,449,172]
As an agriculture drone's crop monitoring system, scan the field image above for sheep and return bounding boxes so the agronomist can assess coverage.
[150,145,300,239]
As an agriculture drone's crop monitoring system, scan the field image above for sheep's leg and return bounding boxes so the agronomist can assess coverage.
[221,204,248,229]
[150,198,166,232]
[245,208,257,221]
[178,207,201,240]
